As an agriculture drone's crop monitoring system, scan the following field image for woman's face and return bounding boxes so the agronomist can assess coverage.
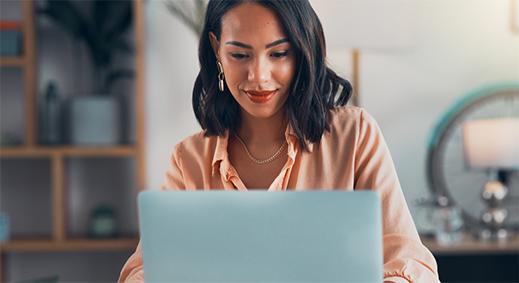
[210,2,296,119]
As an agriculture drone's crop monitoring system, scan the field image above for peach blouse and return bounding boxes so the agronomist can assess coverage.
[119,106,439,283]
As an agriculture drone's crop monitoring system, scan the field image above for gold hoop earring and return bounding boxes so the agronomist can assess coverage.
[217,60,225,92]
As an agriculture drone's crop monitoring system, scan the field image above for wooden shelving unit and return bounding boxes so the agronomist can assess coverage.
[0,0,146,281]
[0,238,139,253]
[0,57,26,67]
[0,146,138,157]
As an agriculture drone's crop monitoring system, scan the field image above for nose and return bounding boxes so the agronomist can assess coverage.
[247,56,271,84]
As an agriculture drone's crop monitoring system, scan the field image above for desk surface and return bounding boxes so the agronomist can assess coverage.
[420,233,519,255]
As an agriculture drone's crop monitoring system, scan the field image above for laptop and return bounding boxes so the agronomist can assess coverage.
[138,191,382,282]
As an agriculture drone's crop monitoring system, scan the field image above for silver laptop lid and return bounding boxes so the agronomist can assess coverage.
[138,190,382,282]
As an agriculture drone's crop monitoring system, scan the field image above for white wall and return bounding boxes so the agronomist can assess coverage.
[145,0,201,189]
[144,0,519,228]
[358,0,519,219]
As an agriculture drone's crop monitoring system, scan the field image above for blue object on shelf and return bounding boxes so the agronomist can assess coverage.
[0,212,10,243]
[0,30,21,56]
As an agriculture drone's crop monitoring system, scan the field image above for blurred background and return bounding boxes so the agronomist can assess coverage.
[0,0,517,282]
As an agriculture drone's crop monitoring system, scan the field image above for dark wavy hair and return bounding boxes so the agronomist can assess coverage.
[193,0,352,151]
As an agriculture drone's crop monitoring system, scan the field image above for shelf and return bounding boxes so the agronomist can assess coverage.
[421,233,519,255]
[0,237,139,252]
[0,1,145,281]
[0,146,138,158]
[0,56,25,67]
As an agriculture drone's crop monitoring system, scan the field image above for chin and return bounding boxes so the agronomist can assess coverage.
[243,107,277,119]
[241,103,286,120]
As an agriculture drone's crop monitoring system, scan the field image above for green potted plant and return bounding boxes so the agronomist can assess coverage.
[39,0,134,145]
[165,0,207,37]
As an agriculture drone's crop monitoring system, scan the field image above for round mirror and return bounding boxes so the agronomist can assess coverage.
[426,83,519,232]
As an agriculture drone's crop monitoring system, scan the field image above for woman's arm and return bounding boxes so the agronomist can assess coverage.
[354,110,440,283]
[118,145,186,283]
[118,241,144,282]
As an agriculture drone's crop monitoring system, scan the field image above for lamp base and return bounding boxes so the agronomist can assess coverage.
[479,228,508,241]
[479,171,509,242]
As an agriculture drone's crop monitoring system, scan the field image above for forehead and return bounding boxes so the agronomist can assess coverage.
[220,2,286,43]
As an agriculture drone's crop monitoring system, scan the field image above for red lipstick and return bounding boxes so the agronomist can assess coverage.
[245,90,278,103]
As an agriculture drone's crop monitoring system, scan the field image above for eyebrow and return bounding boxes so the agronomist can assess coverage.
[225,38,289,49]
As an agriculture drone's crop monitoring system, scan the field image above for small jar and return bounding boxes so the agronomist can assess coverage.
[88,205,118,238]
[431,196,464,245]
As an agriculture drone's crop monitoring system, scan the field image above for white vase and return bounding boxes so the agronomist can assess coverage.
[69,96,121,145]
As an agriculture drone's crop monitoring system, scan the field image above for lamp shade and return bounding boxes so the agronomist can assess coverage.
[462,118,519,169]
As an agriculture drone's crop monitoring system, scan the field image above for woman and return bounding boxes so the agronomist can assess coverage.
[119,0,439,282]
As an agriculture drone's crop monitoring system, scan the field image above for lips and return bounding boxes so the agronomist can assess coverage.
[245,90,278,103]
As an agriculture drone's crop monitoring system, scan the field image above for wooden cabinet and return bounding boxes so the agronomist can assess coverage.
[421,234,519,282]
[0,1,145,281]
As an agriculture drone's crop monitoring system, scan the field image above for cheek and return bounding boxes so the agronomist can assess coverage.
[221,59,247,87]
[275,61,296,86]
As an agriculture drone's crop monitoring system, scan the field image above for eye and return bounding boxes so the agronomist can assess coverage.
[271,51,289,58]
[230,53,249,59]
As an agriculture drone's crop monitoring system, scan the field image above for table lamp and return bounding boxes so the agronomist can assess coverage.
[462,118,519,240]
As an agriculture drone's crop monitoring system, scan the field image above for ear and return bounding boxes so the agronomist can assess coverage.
[209,32,220,60]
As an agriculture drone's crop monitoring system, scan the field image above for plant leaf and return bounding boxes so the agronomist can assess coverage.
[165,0,200,36]
[105,69,135,93]
[39,0,88,39]
[195,0,207,34]
[104,0,133,42]
[109,36,134,54]
[93,0,110,35]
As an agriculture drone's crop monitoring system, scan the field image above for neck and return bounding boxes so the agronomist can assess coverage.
[236,109,287,147]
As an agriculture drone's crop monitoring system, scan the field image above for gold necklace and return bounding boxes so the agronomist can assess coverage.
[234,134,287,165]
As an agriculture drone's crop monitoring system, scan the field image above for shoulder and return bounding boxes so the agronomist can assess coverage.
[170,130,219,162]
[328,105,379,135]
[176,130,212,150]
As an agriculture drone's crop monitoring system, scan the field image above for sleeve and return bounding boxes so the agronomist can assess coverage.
[353,110,440,283]
[161,144,186,190]
[118,145,186,283]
